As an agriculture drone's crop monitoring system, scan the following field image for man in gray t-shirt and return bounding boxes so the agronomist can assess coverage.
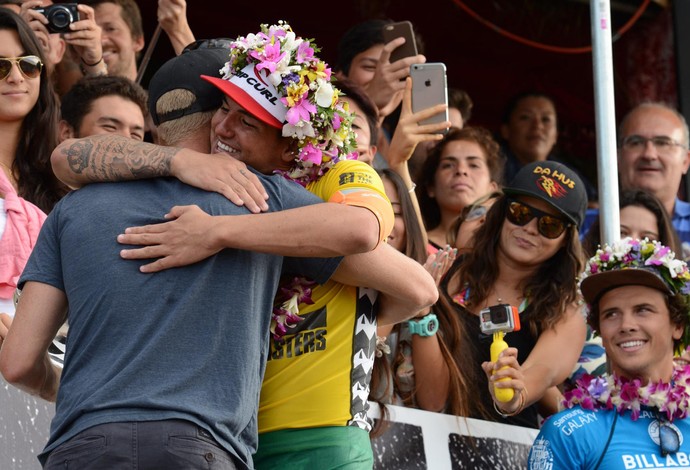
[19,175,339,467]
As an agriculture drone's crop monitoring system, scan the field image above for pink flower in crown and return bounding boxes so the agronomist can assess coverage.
[285,97,316,125]
[252,40,286,74]
[600,252,611,263]
[266,24,288,40]
[298,142,323,166]
[295,41,314,64]
[622,252,636,264]
[647,245,671,266]
[332,111,343,131]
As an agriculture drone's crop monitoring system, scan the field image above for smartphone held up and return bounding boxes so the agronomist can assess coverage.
[382,21,418,63]
[410,62,450,133]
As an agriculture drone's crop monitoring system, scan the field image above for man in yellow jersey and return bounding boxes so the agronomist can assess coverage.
[50,27,436,469]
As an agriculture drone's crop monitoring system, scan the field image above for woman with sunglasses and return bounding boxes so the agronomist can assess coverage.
[0,9,64,327]
[405,161,588,428]
[0,9,65,214]
[416,126,504,254]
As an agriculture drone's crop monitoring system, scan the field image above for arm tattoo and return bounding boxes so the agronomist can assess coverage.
[63,136,180,182]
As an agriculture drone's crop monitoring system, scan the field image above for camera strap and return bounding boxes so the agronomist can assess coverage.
[136,24,162,85]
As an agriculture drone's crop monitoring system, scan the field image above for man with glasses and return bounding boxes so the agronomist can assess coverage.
[618,103,690,242]
[581,102,690,246]
[528,237,690,468]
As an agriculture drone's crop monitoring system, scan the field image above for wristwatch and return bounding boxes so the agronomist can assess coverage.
[407,313,439,337]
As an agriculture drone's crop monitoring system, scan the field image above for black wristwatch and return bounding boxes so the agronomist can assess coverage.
[408,313,439,337]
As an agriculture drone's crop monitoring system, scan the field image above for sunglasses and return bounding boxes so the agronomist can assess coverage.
[659,419,680,456]
[0,56,42,81]
[505,200,570,239]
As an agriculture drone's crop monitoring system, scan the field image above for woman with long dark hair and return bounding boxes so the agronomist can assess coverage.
[0,8,64,322]
[405,161,588,428]
[0,8,66,214]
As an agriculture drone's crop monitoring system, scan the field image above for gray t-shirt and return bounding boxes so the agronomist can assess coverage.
[20,174,341,468]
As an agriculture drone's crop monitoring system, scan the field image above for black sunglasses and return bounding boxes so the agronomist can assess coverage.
[659,419,680,456]
[0,56,42,81]
[505,199,570,239]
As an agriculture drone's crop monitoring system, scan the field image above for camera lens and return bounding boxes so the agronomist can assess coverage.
[491,307,507,324]
[49,7,73,30]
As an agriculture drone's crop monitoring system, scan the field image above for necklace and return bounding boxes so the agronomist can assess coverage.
[0,160,13,174]
[562,366,690,422]
[0,161,17,184]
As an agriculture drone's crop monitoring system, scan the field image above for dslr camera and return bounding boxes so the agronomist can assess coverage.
[479,304,521,335]
[34,3,79,34]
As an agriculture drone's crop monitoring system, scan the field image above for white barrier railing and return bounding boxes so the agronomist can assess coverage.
[0,383,538,470]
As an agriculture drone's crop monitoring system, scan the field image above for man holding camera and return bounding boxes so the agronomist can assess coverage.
[17,1,105,96]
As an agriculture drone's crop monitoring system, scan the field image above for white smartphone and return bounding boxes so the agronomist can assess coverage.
[410,63,449,132]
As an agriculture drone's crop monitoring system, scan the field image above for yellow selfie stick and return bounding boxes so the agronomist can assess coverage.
[491,331,514,403]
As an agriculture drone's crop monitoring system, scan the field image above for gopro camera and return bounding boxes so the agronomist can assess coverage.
[34,3,79,34]
[479,304,521,335]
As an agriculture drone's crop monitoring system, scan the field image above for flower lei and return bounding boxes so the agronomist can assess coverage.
[221,21,358,186]
[270,277,316,340]
[579,237,690,347]
[562,366,690,422]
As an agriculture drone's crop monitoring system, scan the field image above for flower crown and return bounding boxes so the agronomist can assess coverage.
[221,21,358,186]
[580,237,690,345]
[580,238,690,296]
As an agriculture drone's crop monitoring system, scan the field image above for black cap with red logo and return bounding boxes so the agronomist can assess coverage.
[502,161,588,229]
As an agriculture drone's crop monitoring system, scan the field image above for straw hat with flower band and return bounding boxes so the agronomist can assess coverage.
[201,21,358,186]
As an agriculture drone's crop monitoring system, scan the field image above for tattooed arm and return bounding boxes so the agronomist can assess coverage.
[51,135,269,213]
[51,136,177,186]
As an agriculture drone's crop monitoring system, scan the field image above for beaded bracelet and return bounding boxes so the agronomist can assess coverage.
[492,386,527,418]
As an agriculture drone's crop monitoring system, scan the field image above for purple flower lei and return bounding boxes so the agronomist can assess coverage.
[270,277,316,340]
[562,366,690,422]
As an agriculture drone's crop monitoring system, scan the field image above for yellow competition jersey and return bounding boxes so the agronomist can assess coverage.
[258,160,392,433]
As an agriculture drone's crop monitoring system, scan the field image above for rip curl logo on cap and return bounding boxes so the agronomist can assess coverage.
[229,63,288,124]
